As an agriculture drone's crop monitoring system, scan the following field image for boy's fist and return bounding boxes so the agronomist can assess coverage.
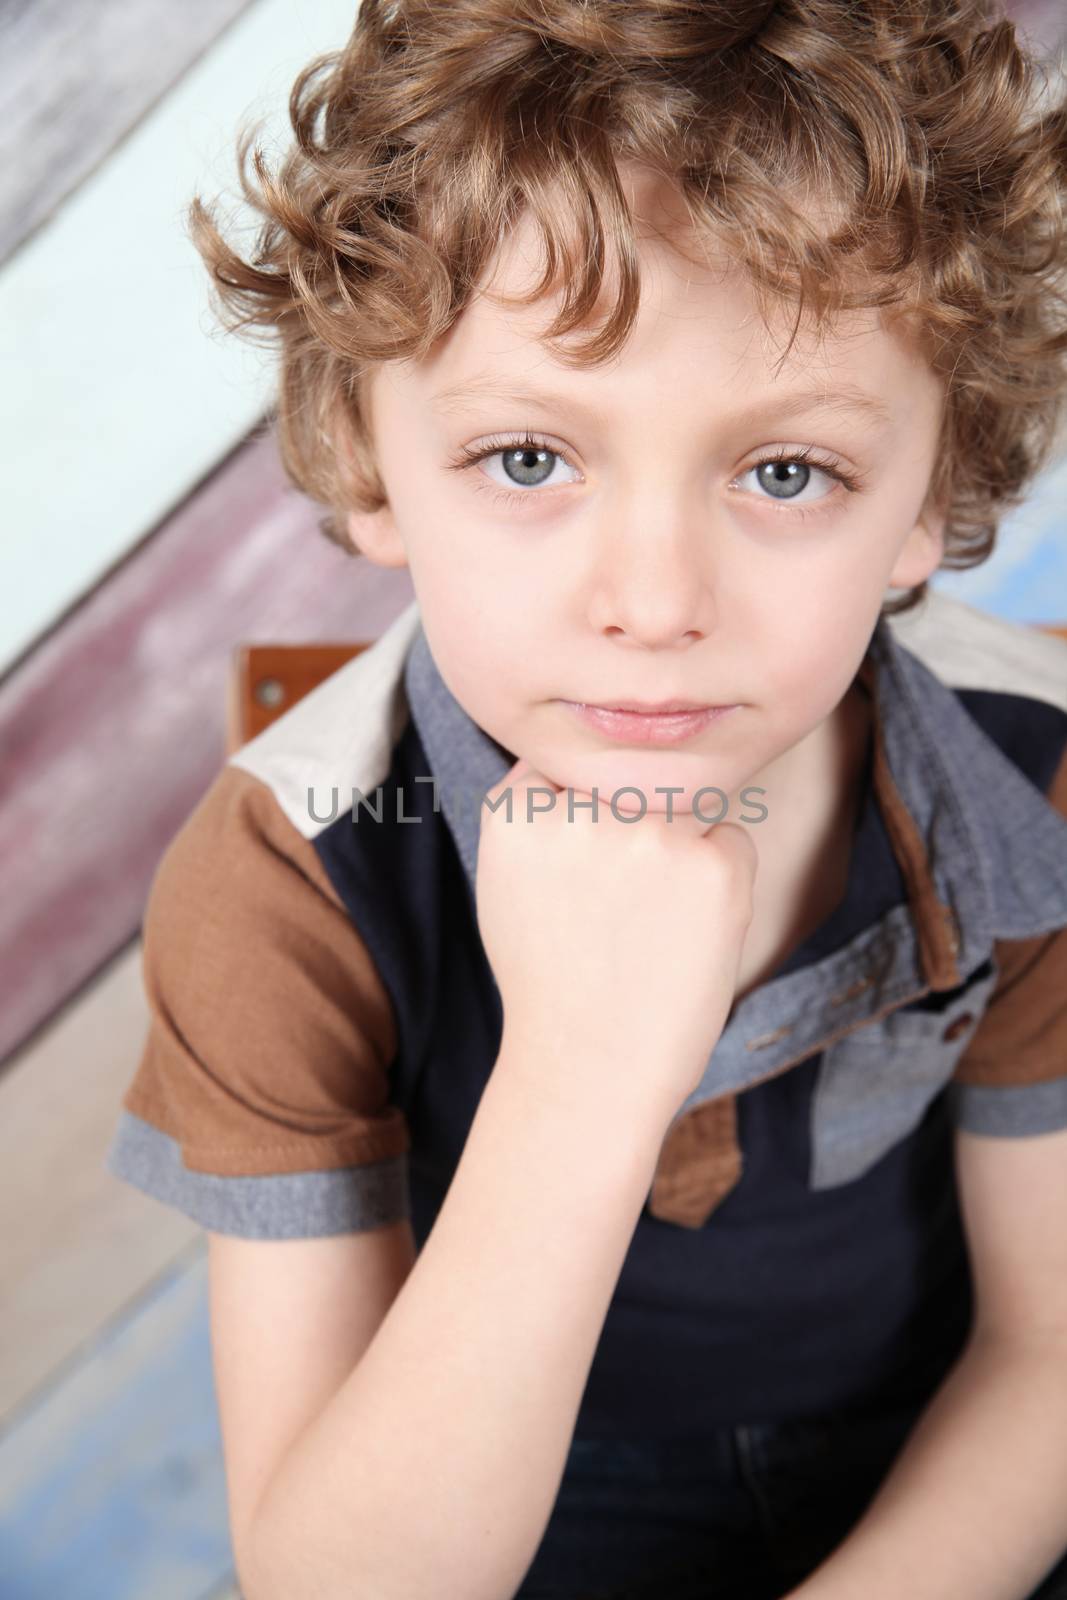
[475,756,758,1128]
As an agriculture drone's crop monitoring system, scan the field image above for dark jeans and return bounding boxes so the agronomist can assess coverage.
[515,1402,1067,1599]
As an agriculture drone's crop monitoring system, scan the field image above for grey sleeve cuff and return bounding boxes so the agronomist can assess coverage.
[946,1078,1067,1138]
[104,1110,411,1238]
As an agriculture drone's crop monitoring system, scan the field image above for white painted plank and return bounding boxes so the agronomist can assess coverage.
[0,0,363,678]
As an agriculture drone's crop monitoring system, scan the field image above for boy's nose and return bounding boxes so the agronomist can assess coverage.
[586,518,714,648]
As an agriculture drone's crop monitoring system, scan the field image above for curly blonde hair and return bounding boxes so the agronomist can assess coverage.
[189,0,1067,617]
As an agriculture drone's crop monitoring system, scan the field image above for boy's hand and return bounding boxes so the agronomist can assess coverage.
[475,757,758,1127]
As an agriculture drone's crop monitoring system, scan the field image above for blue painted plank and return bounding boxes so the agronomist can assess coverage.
[0,1242,234,1600]
[930,455,1067,624]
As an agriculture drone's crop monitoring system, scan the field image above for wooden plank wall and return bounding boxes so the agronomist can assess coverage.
[0,427,413,1068]
[0,0,361,680]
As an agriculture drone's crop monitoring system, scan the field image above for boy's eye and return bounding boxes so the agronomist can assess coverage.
[447,433,860,507]
[450,434,579,497]
[735,448,857,502]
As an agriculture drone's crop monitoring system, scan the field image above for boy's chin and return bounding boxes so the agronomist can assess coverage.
[625,798,728,833]
[556,786,738,833]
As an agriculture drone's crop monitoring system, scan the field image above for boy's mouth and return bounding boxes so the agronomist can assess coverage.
[558,700,740,746]
[582,697,716,713]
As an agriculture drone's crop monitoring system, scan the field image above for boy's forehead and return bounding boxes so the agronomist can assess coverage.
[384,167,933,415]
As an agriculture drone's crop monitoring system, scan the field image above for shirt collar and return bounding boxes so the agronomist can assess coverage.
[860,607,1067,960]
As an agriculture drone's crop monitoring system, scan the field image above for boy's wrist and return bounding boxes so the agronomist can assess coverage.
[494,1022,683,1146]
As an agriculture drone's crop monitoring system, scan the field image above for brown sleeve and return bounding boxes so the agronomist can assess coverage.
[951,928,1067,1090]
[105,764,410,1235]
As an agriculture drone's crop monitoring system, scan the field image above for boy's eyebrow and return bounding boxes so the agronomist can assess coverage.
[431,373,893,428]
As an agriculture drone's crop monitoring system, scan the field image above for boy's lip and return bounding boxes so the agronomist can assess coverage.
[574,698,726,714]
[558,700,740,746]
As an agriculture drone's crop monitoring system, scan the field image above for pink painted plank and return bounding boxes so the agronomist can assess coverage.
[0,426,415,1070]
[1009,0,1067,48]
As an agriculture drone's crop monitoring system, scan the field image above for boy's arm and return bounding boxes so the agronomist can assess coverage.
[784,1122,1067,1600]
[242,1033,671,1600]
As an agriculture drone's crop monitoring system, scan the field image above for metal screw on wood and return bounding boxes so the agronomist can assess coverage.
[253,677,286,708]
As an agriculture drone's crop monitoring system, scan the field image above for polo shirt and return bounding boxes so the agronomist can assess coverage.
[105,588,1067,1434]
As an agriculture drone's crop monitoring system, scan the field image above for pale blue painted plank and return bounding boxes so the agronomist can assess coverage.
[931,454,1067,624]
[0,1243,233,1600]
[987,534,1067,623]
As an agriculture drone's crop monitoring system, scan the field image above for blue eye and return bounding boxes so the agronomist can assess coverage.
[738,454,846,503]
[453,434,579,499]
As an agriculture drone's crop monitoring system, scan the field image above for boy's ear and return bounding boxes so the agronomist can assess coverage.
[344,504,410,569]
[330,391,410,568]
[886,497,947,592]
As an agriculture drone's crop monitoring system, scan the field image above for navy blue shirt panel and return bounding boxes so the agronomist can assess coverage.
[313,708,980,1434]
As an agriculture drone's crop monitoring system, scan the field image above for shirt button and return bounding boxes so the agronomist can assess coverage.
[942,1011,974,1043]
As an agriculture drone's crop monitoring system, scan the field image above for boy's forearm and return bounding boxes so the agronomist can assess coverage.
[245,1037,670,1600]
[784,1329,1067,1600]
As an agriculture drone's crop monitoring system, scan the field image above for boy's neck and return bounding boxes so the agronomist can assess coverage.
[747,674,872,859]
[727,674,874,1003]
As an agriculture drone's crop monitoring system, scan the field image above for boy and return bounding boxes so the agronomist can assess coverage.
[106,1,1067,1596]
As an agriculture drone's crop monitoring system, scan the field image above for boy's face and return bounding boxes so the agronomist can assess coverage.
[349,165,945,823]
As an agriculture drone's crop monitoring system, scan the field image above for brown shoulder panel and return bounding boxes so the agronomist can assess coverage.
[953,743,1067,1089]
[121,764,407,1175]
